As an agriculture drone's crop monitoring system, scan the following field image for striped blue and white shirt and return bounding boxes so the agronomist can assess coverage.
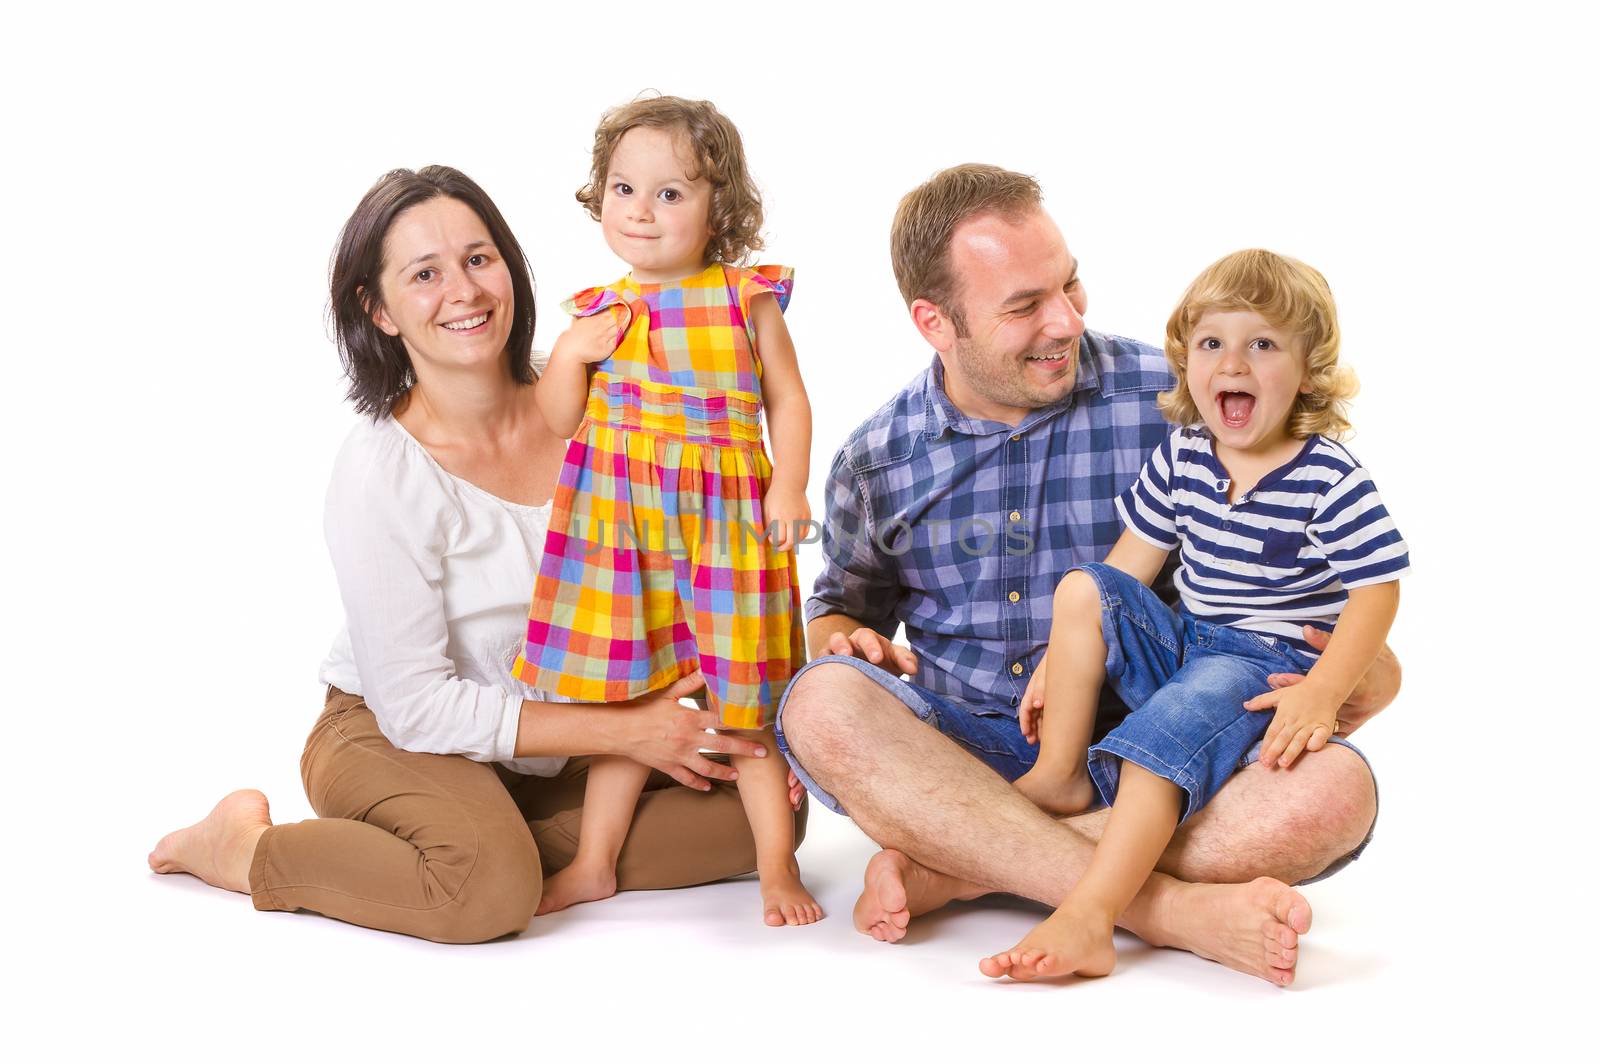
[1116,427,1410,656]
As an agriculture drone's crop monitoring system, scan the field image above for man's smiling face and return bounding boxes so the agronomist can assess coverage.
[938,208,1088,423]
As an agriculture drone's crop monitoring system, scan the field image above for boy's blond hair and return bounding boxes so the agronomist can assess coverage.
[1160,249,1358,440]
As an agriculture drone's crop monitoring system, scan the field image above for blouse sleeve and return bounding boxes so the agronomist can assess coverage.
[323,428,524,762]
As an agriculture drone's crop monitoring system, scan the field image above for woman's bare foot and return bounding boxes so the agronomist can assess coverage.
[852,848,988,942]
[758,858,824,926]
[1142,876,1312,986]
[535,858,618,916]
[980,899,1117,981]
[148,789,273,894]
[1012,765,1098,816]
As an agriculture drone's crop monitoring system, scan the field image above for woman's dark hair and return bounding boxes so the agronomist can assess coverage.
[329,166,537,418]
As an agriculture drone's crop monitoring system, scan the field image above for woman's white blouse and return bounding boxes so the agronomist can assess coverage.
[318,416,565,776]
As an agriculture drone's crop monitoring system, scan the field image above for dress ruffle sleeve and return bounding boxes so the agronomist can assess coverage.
[560,285,634,337]
[733,265,794,318]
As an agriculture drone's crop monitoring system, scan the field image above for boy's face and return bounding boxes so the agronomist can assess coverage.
[1185,309,1311,455]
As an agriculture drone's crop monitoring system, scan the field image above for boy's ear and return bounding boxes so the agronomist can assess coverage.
[359,284,400,337]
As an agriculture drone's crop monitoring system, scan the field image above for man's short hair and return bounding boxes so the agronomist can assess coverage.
[889,164,1043,334]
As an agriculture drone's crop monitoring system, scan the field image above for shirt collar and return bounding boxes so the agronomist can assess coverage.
[922,330,1106,440]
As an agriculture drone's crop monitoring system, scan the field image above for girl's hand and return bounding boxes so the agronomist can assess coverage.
[762,483,811,551]
[1018,653,1048,744]
[551,312,621,366]
[1245,679,1341,769]
[612,672,771,790]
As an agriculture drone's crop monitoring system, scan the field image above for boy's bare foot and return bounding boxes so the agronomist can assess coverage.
[852,848,987,942]
[1012,766,1098,816]
[980,899,1117,981]
[535,859,617,916]
[1144,876,1311,987]
[148,789,273,894]
[758,858,824,926]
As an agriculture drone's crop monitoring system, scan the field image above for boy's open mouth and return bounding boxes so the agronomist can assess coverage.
[1217,390,1255,429]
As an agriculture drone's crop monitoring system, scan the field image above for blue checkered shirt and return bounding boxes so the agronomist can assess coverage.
[806,330,1175,717]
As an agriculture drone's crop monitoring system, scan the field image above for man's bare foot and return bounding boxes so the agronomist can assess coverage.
[852,848,987,943]
[148,789,273,894]
[535,859,618,916]
[979,898,1117,981]
[1145,877,1312,986]
[1012,765,1098,816]
[757,859,824,926]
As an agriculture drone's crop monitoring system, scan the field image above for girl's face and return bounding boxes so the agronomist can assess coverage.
[600,125,714,283]
[371,196,515,375]
[1185,309,1311,457]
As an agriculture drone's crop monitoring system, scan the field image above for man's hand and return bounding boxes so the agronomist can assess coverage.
[1249,625,1402,737]
[823,626,918,678]
[1018,653,1048,744]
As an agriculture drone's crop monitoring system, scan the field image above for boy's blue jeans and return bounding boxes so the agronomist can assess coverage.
[1072,562,1321,823]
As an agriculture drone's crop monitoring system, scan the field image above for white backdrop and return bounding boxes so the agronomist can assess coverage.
[4,1,1593,1059]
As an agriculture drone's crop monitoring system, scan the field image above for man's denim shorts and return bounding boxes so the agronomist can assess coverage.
[775,566,1377,884]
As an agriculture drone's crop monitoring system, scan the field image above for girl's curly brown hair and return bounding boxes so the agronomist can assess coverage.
[577,95,764,266]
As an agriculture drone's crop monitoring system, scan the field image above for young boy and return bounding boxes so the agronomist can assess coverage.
[991,249,1409,981]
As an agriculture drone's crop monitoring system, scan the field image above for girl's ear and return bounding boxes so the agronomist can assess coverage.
[360,285,400,337]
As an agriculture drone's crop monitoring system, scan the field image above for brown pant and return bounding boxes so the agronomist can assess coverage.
[248,686,807,943]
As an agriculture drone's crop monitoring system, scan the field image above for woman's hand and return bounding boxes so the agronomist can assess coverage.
[762,483,811,551]
[610,672,773,792]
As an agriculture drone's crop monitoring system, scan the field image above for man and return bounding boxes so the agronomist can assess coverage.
[773,164,1395,984]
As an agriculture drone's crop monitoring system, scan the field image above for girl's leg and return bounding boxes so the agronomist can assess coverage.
[729,727,823,926]
[518,757,810,889]
[1013,569,1108,814]
[533,754,651,914]
[982,762,1182,980]
[150,688,540,944]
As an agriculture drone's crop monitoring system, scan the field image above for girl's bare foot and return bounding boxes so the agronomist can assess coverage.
[535,858,618,916]
[148,790,273,894]
[1012,765,1098,816]
[980,899,1117,981]
[758,858,823,926]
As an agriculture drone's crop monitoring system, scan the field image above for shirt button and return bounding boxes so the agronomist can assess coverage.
[1011,662,1024,675]
[1011,434,1021,442]
[1009,510,1021,522]
[1008,591,1021,603]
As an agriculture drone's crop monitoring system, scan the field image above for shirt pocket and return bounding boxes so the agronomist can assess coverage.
[1259,526,1307,569]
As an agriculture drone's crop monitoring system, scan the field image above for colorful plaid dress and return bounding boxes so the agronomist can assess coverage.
[512,262,805,730]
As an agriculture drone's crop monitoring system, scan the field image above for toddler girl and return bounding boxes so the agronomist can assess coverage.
[513,96,819,926]
[990,249,1409,980]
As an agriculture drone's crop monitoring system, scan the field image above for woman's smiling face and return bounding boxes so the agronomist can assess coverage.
[371,196,515,373]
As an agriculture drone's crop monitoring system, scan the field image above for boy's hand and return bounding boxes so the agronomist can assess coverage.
[551,312,621,366]
[1260,625,1402,736]
[1245,679,1341,768]
[1018,653,1048,744]
[762,484,811,551]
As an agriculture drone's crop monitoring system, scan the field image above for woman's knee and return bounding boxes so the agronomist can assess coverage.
[425,828,542,944]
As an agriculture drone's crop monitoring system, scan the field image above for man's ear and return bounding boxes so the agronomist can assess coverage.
[910,298,958,354]
[359,284,400,337]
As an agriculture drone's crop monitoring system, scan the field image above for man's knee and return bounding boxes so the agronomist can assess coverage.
[781,660,886,761]
[1284,745,1377,882]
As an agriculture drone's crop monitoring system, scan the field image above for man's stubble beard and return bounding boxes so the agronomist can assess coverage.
[950,332,1080,411]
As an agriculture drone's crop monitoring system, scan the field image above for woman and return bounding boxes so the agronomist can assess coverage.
[149,166,805,943]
